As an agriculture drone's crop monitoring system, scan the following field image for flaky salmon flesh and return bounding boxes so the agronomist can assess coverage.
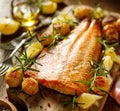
[25,19,102,96]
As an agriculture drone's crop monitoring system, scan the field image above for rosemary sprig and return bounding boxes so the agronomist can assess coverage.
[62,96,77,111]
[42,24,68,49]
[74,59,110,93]
[97,37,119,49]
[55,12,78,27]
[15,50,39,73]
[95,86,110,95]
[89,59,110,91]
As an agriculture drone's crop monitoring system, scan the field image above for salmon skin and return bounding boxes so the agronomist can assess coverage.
[26,19,102,96]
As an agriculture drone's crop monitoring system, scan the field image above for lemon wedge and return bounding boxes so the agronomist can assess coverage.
[26,41,43,59]
[105,47,120,64]
[102,55,113,71]
[76,93,102,109]
[0,18,20,35]
[41,1,57,15]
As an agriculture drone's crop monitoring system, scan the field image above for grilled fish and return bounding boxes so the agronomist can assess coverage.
[26,19,102,96]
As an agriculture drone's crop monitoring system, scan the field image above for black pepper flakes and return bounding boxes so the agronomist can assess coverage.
[0,105,10,111]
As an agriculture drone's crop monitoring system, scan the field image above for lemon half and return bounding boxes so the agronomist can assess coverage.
[76,93,102,109]
[0,18,20,35]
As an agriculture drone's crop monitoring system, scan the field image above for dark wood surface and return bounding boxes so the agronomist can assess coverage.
[0,0,120,111]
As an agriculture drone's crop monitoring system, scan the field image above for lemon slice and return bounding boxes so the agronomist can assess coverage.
[50,0,63,3]
[105,47,120,65]
[26,41,43,59]
[103,55,113,71]
[0,18,20,35]
[41,1,57,15]
[76,93,102,109]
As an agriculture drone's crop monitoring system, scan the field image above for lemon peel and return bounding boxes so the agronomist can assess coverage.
[76,93,102,109]
[26,41,43,59]
[0,18,20,35]
[105,47,120,65]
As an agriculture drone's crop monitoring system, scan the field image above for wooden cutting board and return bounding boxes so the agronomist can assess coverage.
[0,0,120,111]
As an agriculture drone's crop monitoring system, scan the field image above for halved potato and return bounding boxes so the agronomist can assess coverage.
[22,77,39,95]
[5,67,23,88]
[41,1,57,15]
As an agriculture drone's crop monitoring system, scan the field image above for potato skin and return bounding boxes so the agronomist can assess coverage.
[53,22,70,36]
[102,24,119,43]
[39,26,53,46]
[5,67,23,88]
[92,76,109,95]
[115,18,120,32]
[22,77,39,95]
[74,5,92,19]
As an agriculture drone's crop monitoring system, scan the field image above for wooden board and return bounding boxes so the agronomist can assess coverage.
[0,0,120,111]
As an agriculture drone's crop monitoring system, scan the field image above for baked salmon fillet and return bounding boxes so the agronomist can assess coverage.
[26,19,102,96]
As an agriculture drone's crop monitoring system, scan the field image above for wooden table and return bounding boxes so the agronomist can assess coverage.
[0,0,120,111]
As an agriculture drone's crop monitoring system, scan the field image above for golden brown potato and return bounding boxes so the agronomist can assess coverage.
[40,1,57,15]
[22,77,39,95]
[53,22,70,36]
[74,5,93,19]
[92,76,109,95]
[115,18,120,32]
[5,67,23,88]
[102,15,117,26]
[103,24,119,43]
[39,26,53,46]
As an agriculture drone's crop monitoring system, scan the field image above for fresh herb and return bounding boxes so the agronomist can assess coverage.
[42,24,68,49]
[62,96,77,111]
[74,58,110,93]
[55,12,78,27]
[27,0,44,6]
[15,50,39,74]
[48,34,68,49]
[89,59,110,91]
[93,7,105,20]
[97,37,119,49]
[95,86,110,95]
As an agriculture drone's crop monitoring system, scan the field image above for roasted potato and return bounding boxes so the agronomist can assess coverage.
[39,26,54,46]
[92,76,109,95]
[53,22,70,36]
[102,24,119,43]
[5,67,23,88]
[115,18,120,32]
[102,15,117,26]
[40,1,57,15]
[74,5,93,19]
[22,77,39,95]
